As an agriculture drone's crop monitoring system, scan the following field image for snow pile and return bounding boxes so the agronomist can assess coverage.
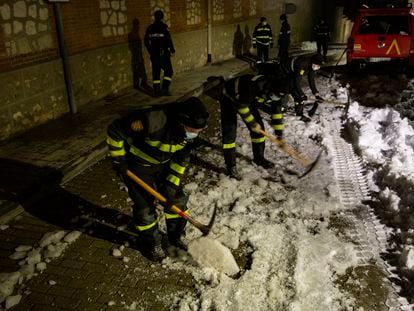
[348,102,414,182]
[0,230,81,309]
[188,237,239,276]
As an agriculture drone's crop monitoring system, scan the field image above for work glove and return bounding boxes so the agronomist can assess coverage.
[315,95,325,102]
[112,157,128,175]
[248,122,262,133]
[253,44,257,49]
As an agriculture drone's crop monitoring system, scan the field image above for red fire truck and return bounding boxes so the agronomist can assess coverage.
[346,5,414,68]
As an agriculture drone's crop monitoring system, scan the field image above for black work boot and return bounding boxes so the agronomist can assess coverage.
[153,84,162,97]
[167,218,188,251]
[140,229,166,262]
[162,80,171,96]
[252,143,274,169]
[227,166,241,180]
[294,103,304,116]
[308,101,319,117]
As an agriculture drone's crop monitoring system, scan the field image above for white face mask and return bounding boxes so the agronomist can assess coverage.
[312,64,321,71]
[184,131,198,141]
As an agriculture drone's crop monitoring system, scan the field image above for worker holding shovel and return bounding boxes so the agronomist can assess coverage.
[106,97,209,262]
[219,66,289,179]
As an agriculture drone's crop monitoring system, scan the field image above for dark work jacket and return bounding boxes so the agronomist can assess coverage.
[253,23,273,46]
[144,20,175,57]
[283,56,319,98]
[106,106,189,189]
[314,22,330,41]
[278,20,291,48]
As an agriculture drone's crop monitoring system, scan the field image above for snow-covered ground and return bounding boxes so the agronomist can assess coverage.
[161,73,414,310]
[1,69,414,311]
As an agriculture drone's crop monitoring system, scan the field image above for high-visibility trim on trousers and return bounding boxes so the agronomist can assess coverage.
[166,174,180,186]
[223,142,236,149]
[110,149,126,157]
[251,137,266,143]
[136,218,159,231]
[165,209,189,219]
[106,137,124,148]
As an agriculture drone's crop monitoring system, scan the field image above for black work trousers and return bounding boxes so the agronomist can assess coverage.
[123,163,187,244]
[316,37,328,58]
[256,44,269,63]
[150,54,173,92]
[220,96,266,169]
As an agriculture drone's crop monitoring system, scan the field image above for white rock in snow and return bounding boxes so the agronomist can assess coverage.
[15,245,32,252]
[401,246,414,269]
[188,237,240,276]
[0,272,20,303]
[0,225,9,230]
[108,300,116,306]
[9,251,27,260]
[63,231,82,243]
[36,262,47,272]
[5,294,22,309]
[26,249,41,265]
[39,231,66,247]
[112,249,122,257]
[48,280,56,285]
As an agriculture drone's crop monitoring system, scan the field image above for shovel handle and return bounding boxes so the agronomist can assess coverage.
[258,129,311,166]
[126,170,211,234]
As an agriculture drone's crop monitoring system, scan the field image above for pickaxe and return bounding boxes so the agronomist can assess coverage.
[257,129,322,178]
[126,170,216,235]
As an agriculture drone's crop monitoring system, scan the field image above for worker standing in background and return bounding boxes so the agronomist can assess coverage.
[314,18,330,63]
[253,17,273,64]
[278,14,291,62]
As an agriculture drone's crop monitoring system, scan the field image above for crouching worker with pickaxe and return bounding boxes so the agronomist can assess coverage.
[219,63,289,179]
[106,97,209,262]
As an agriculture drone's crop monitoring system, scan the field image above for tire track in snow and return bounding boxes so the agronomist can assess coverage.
[325,121,411,310]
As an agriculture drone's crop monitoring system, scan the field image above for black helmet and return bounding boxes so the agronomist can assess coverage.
[154,10,164,21]
[260,16,267,22]
[280,14,287,21]
[311,53,324,65]
[175,97,209,129]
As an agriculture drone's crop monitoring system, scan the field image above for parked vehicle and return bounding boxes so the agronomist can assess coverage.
[347,5,414,69]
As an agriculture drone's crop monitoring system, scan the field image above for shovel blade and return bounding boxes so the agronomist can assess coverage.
[299,150,322,179]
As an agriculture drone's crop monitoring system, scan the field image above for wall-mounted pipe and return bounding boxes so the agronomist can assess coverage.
[207,0,212,63]
[53,3,77,114]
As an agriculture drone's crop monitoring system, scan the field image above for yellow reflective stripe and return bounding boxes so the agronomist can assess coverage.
[299,70,305,75]
[256,97,265,103]
[223,142,236,149]
[273,124,284,130]
[106,137,124,148]
[110,149,126,157]
[130,146,162,164]
[167,174,180,186]
[252,137,266,143]
[272,113,283,120]
[244,115,254,123]
[251,75,264,81]
[135,219,158,231]
[163,76,172,81]
[145,139,185,153]
[153,80,161,84]
[238,107,249,114]
[170,162,186,174]
[165,209,189,219]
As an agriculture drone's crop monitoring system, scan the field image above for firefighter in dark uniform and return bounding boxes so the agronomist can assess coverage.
[278,14,291,62]
[314,18,330,63]
[106,97,209,261]
[219,69,289,178]
[282,53,325,121]
[252,17,273,64]
[144,10,175,97]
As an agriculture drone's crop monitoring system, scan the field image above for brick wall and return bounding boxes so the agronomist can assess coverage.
[0,0,320,141]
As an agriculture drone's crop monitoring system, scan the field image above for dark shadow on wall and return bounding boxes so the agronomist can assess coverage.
[233,24,244,58]
[243,25,253,56]
[128,18,150,93]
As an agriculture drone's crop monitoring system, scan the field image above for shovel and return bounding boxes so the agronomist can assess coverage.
[126,170,216,235]
[257,129,322,177]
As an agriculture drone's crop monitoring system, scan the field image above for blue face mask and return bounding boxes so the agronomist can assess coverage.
[184,131,198,141]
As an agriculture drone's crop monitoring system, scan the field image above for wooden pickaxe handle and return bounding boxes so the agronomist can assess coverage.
[257,129,312,167]
[126,170,214,235]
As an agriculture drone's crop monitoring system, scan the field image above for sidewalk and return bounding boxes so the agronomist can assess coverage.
[0,58,251,224]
